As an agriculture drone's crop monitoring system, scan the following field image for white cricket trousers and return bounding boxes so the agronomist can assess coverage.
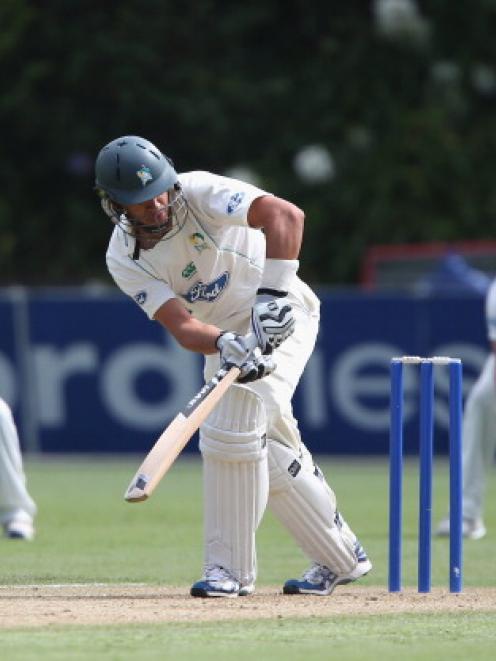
[204,280,321,455]
[462,354,496,520]
[0,398,37,525]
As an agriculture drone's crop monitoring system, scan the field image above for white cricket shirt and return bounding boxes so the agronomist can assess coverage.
[106,171,271,330]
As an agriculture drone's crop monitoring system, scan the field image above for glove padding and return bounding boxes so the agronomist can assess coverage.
[216,332,276,383]
[251,289,295,354]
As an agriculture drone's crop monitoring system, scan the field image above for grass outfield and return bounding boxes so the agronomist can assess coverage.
[1,455,495,660]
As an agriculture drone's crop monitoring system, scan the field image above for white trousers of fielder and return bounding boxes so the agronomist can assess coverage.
[462,354,496,520]
[0,398,37,526]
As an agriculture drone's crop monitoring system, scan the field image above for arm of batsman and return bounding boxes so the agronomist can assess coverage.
[216,332,276,383]
[251,289,295,354]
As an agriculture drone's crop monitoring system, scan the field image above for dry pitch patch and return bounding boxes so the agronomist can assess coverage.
[0,585,495,628]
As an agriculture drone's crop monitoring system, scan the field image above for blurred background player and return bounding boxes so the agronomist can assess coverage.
[437,278,496,540]
[0,398,37,540]
[95,135,372,597]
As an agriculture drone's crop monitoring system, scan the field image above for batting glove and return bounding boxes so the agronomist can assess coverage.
[216,332,276,383]
[251,288,295,355]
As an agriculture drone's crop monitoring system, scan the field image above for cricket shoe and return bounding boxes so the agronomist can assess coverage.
[283,541,372,596]
[436,515,487,540]
[190,564,255,598]
[3,517,35,541]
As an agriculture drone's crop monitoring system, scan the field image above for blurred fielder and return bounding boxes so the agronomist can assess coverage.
[0,398,36,540]
[94,135,372,597]
[437,278,496,540]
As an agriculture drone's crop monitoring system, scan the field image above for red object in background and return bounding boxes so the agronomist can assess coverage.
[360,240,496,290]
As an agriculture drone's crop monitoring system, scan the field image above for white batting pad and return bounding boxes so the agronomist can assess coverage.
[200,385,268,586]
[268,440,356,575]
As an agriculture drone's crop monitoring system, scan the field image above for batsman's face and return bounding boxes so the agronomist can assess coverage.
[125,192,171,248]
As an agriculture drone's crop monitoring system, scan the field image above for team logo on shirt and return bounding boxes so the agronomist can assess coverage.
[189,232,210,253]
[227,192,245,214]
[134,291,147,305]
[182,272,229,303]
[136,165,153,187]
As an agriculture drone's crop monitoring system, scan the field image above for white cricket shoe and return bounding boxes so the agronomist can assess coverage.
[3,517,35,541]
[190,564,255,598]
[283,541,372,596]
[436,515,487,540]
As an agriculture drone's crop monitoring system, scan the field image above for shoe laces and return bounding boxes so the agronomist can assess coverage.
[354,541,368,563]
[302,563,335,584]
[204,564,236,582]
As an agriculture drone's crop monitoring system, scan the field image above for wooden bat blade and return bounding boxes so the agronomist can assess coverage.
[124,365,240,502]
[124,412,190,502]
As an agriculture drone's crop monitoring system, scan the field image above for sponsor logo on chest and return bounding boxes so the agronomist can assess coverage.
[182,271,230,304]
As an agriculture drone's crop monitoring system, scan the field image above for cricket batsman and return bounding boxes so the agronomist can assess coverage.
[95,135,372,597]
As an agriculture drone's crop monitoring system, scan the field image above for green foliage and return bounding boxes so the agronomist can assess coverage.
[2,1,496,284]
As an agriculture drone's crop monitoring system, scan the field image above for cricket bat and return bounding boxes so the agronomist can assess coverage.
[124,363,240,502]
